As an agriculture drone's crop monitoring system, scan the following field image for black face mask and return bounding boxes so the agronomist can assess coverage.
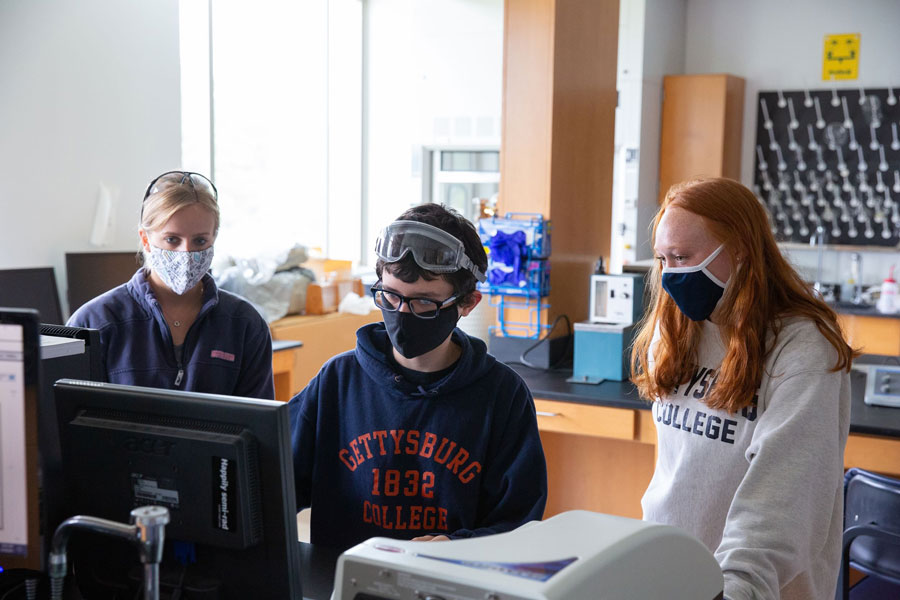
[381,304,460,359]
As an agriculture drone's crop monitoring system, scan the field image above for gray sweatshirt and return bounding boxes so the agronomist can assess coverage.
[642,317,850,600]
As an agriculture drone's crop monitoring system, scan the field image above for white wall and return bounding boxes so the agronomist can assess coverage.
[0,0,182,317]
[685,0,900,291]
[685,0,900,186]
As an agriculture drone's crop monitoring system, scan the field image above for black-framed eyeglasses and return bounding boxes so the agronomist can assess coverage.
[370,285,457,319]
[141,171,218,218]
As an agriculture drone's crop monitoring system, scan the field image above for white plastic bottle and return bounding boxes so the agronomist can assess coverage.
[877,265,899,314]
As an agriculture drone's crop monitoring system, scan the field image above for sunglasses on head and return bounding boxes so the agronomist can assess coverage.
[141,171,218,219]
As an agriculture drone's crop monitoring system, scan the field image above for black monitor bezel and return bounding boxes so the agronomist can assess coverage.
[0,308,42,571]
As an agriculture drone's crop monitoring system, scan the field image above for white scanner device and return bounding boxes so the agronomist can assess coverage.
[332,510,724,600]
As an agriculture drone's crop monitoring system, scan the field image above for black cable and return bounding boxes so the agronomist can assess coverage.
[0,570,47,600]
[553,316,575,370]
[0,581,25,600]
[515,313,573,371]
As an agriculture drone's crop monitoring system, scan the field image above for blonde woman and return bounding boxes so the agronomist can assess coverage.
[69,171,274,398]
[632,177,857,600]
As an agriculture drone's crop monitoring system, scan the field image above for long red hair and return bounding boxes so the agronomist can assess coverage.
[630,177,858,413]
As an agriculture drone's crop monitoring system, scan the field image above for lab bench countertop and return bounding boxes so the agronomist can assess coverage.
[508,360,900,440]
[508,363,647,411]
[829,301,900,318]
[272,339,303,352]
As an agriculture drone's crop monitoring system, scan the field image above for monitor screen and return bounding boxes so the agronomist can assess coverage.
[0,268,63,325]
[53,380,301,598]
[0,309,41,571]
[65,252,140,315]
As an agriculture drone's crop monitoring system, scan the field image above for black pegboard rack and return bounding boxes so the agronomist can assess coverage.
[753,86,900,247]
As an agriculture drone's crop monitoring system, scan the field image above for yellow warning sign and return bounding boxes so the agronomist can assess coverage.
[823,33,860,81]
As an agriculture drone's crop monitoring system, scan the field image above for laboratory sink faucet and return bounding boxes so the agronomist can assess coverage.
[811,225,826,295]
[851,252,864,305]
[49,506,169,600]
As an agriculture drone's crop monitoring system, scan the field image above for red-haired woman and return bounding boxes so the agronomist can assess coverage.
[632,177,857,600]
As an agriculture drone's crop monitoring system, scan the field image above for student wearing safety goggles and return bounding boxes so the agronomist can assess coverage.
[288,203,547,551]
[68,170,275,399]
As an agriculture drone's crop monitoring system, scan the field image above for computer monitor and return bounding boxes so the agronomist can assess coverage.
[65,251,140,315]
[53,380,301,598]
[0,268,63,325]
[0,309,42,571]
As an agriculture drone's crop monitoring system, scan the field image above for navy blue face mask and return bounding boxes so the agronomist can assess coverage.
[381,304,460,359]
[661,244,728,321]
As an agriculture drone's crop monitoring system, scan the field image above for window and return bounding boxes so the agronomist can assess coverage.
[180,0,503,267]
[362,0,503,265]
[180,0,362,262]
[423,148,499,223]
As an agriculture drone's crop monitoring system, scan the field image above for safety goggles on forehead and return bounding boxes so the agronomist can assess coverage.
[141,171,218,219]
[375,220,486,283]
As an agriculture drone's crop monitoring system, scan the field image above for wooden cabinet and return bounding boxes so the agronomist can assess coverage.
[836,313,900,355]
[535,398,656,519]
[535,397,900,521]
[845,433,900,478]
[535,399,638,440]
[270,310,382,397]
[659,74,745,203]
[272,345,302,402]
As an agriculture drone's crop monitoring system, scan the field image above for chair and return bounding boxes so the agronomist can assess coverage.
[838,468,900,599]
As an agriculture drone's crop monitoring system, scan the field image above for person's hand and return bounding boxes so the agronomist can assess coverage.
[411,534,450,542]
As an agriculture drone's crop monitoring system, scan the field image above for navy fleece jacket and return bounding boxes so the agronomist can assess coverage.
[68,269,274,399]
[289,322,548,550]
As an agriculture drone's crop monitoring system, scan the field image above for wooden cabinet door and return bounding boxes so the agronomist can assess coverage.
[659,74,745,203]
[837,313,900,355]
[534,398,657,519]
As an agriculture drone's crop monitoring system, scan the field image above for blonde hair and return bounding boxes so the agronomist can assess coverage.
[140,174,220,234]
[630,177,857,413]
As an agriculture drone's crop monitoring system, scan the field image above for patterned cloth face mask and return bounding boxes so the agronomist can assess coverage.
[146,245,215,295]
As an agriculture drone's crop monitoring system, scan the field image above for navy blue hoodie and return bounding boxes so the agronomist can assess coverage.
[289,322,548,550]
[68,269,274,399]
